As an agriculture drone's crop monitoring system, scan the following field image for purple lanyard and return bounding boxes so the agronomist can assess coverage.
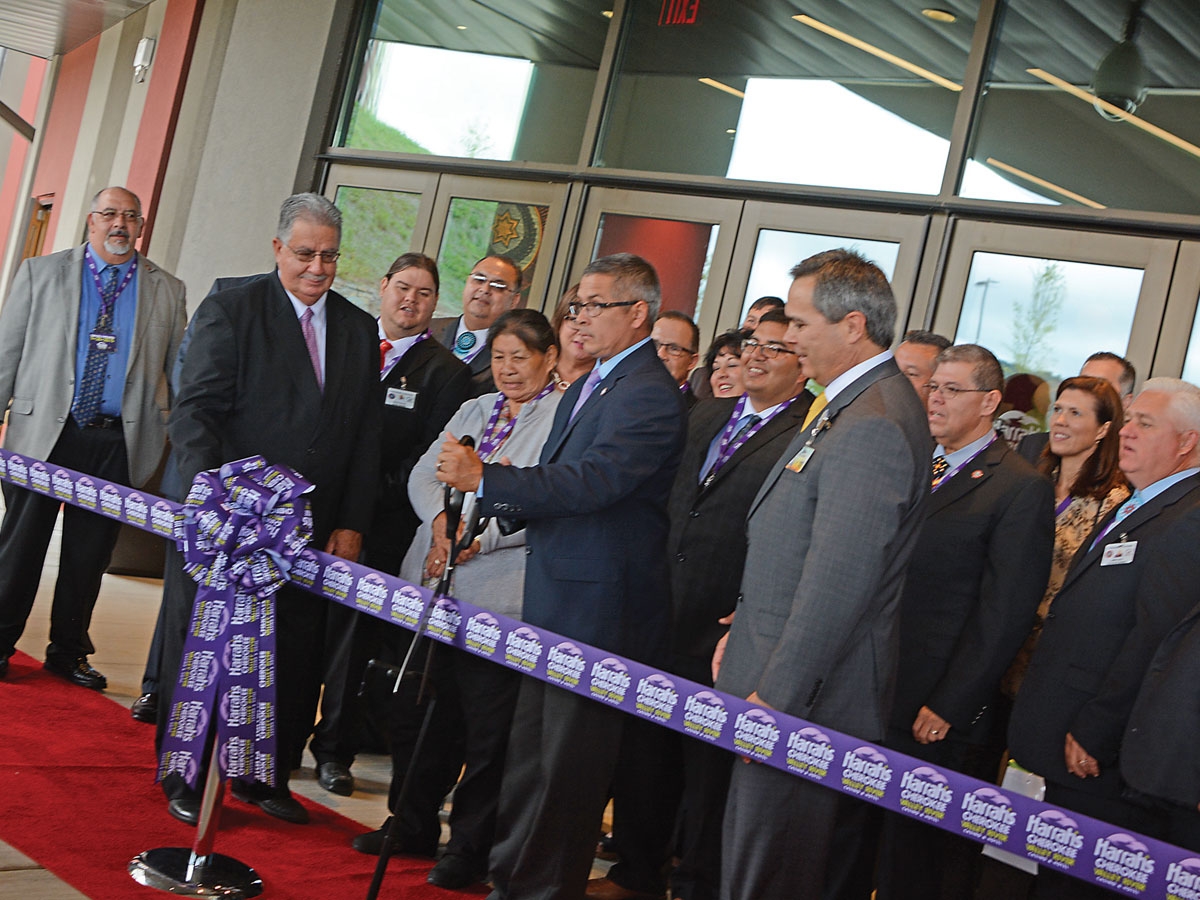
[84,253,136,323]
[931,433,995,492]
[706,395,797,485]
[478,382,555,459]
[1054,495,1073,517]
[380,329,430,380]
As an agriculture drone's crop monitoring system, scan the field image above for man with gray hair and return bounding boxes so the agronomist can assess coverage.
[1009,377,1200,900]
[0,186,186,689]
[436,252,687,899]
[158,192,380,826]
[712,249,932,900]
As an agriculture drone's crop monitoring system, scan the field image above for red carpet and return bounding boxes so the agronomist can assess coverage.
[0,650,487,899]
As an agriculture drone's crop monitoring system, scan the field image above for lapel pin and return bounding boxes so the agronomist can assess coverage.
[600,388,608,396]
[971,469,983,479]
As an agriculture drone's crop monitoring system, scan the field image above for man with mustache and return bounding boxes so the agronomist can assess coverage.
[0,186,186,689]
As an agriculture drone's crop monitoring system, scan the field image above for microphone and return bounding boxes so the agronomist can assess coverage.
[443,434,476,543]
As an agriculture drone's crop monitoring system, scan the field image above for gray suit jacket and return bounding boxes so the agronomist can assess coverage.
[716,358,932,742]
[0,244,187,487]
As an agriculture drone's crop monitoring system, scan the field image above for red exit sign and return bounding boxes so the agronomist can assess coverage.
[659,0,699,25]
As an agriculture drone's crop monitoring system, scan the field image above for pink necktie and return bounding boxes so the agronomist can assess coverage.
[301,307,323,392]
[570,368,602,421]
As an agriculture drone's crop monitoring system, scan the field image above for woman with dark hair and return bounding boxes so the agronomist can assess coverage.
[374,308,563,889]
[550,284,593,389]
[706,329,747,399]
[1003,375,1130,696]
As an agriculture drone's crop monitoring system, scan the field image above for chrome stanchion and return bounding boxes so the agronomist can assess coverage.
[129,740,263,897]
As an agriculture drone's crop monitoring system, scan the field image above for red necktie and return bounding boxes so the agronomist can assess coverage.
[380,339,393,372]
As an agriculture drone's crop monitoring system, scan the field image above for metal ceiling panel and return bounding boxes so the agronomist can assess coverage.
[0,0,152,59]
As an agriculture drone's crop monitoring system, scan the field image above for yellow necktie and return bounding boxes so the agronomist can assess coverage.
[802,392,828,429]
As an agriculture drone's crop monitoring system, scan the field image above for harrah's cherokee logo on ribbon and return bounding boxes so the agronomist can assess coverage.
[785,726,835,780]
[124,491,149,528]
[682,690,728,742]
[29,461,49,493]
[898,765,953,824]
[151,499,176,536]
[733,707,781,762]
[545,641,585,688]
[426,596,461,642]
[464,612,502,658]
[505,626,543,672]
[590,657,632,705]
[288,548,321,588]
[841,745,893,802]
[354,571,389,614]
[390,584,425,627]
[1092,833,1156,895]
[959,786,1018,847]
[1165,857,1200,900]
[322,559,353,601]
[1025,808,1085,871]
[635,673,678,722]
[51,468,74,502]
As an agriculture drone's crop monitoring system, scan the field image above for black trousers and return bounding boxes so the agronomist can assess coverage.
[487,679,626,900]
[0,419,128,661]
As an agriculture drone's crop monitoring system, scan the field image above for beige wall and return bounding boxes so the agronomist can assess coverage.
[162,0,338,309]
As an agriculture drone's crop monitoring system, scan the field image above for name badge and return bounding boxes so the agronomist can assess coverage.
[1100,540,1137,566]
[385,387,417,409]
[785,446,815,473]
[89,332,117,353]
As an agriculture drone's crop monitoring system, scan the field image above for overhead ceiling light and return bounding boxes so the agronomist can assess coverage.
[1027,68,1200,162]
[725,128,736,134]
[1091,0,1148,121]
[699,78,746,99]
[602,10,614,17]
[984,157,1106,209]
[456,25,467,30]
[793,15,962,92]
[921,9,957,23]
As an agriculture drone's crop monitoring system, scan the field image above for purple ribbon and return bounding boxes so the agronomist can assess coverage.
[157,455,313,790]
[1,444,1197,898]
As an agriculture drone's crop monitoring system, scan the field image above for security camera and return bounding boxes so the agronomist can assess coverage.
[1091,38,1148,120]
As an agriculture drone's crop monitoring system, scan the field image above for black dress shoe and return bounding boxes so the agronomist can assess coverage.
[317,761,354,796]
[131,692,158,724]
[167,797,199,826]
[43,656,107,690]
[427,853,484,890]
[229,778,308,823]
[351,818,436,857]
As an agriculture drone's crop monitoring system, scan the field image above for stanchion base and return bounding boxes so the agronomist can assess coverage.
[129,847,263,898]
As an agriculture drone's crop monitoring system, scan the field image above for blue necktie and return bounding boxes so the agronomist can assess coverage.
[72,265,119,426]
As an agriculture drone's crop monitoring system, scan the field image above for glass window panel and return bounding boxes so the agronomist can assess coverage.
[592,213,719,319]
[741,230,901,324]
[339,1,609,164]
[598,1,977,193]
[436,198,550,318]
[953,252,1143,444]
[333,185,423,315]
[1180,293,1200,384]
[962,0,1200,215]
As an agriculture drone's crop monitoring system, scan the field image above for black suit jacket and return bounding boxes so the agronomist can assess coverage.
[432,315,494,397]
[480,341,687,664]
[1121,583,1200,809]
[363,337,471,574]
[169,273,381,543]
[1016,430,1049,466]
[1009,473,1200,797]
[666,394,812,672]
[889,439,1054,741]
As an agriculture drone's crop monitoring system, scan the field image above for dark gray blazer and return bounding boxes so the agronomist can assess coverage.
[1009,474,1200,798]
[716,358,932,742]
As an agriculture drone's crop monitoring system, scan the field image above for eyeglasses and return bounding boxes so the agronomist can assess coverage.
[924,382,991,398]
[742,338,796,359]
[468,273,514,292]
[92,209,142,222]
[285,244,341,264]
[568,299,639,318]
[654,339,697,358]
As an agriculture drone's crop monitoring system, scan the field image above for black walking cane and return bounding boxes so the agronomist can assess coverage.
[363,435,488,900]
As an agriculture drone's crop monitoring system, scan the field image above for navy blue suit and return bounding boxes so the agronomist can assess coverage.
[480,339,687,900]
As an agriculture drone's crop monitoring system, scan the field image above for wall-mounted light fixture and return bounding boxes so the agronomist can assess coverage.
[134,37,156,83]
